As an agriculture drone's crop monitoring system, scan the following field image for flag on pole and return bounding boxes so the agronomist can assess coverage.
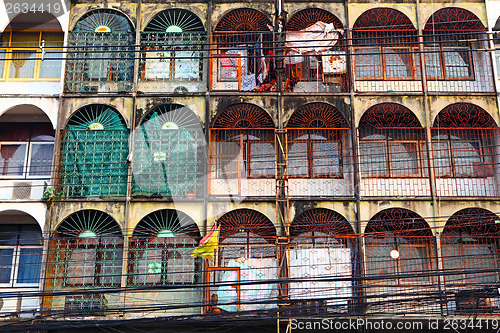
[191,224,220,259]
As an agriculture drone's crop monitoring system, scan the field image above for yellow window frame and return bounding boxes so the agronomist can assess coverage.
[0,30,63,82]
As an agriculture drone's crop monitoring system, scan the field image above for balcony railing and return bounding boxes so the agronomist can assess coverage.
[64,32,134,93]
[60,30,497,94]
[138,32,208,93]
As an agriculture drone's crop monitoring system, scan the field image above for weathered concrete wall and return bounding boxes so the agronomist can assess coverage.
[61,97,134,129]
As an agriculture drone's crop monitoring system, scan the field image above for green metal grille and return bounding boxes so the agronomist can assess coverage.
[64,31,134,93]
[144,9,205,32]
[132,104,205,198]
[48,210,123,289]
[61,105,129,198]
[46,210,124,314]
[126,210,201,314]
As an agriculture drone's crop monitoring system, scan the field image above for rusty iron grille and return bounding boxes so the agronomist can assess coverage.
[213,209,277,312]
[287,127,348,179]
[433,103,498,128]
[217,209,276,243]
[138,10,206,90]
[441,208,500,307]
[288,208,355,314]
[364,209,436,290]
[424,8,485,32]
[290,208,354,240]
[144,9,204,32]
[358,103,425,178]
[128,209,201,286]
[286,103,347,128]
[54,210,122,238]
[283,9,346,94]
[423,9,486,82]
[286,8,343,31]
[214,8,271,32]
[363,209,438,315]
[209,128,275,179]
[73,9,134,33]
[430,128,497,180]
[212,103,274,128]
[131,210,201,239]
[443,208,500,238]
[353,8,415,31]
[49,210,124,288]
[360,103,422,128]
[358,127,428,178]
[352,9,419,81]
[365,208,433,237]
[431,104,498,181]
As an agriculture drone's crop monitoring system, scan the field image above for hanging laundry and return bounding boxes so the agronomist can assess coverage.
[285,21,343,65]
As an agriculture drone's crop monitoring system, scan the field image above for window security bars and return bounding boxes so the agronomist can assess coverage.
[64,32,134,93]
[138,32,208,93]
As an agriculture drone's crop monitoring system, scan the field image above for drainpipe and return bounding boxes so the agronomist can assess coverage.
[119,0,142,316]
[344,0,365,316]
[415,0,445,316]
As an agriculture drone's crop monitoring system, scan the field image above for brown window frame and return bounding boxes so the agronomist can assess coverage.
[354,46,419,81]
[288,129,344,179]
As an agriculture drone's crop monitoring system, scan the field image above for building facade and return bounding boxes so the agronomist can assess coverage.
[0,0,500,331]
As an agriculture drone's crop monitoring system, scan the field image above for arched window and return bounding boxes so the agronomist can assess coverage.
[0,106,54,178]
[132,104,203,198]
[128,210,200,286]
[284,9,345,92]
[210,103,275,179]
[358,103,426,177]
[50,210,123,288]
[0,219,42,287]
[441,208,500,290]
[289,209,355,312]
[424,8,485,80]
[65,9,135,92]
[353,8,419,80]
[287,103,348,178]
[210,209,276,312]
[61,104,129,197]
[218,209,276,263]
[1,13,63,80]
[364,209,436,286]
[140,9,206,91]
[212,9,274,91]
[431,103,497,178]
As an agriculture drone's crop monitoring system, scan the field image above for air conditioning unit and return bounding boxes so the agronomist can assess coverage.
[0,295,38,317]
[65,294,106,316]
[12,182,32,200]
[0,296,17,316]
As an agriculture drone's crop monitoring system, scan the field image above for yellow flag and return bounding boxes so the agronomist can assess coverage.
[191,225,219,259]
